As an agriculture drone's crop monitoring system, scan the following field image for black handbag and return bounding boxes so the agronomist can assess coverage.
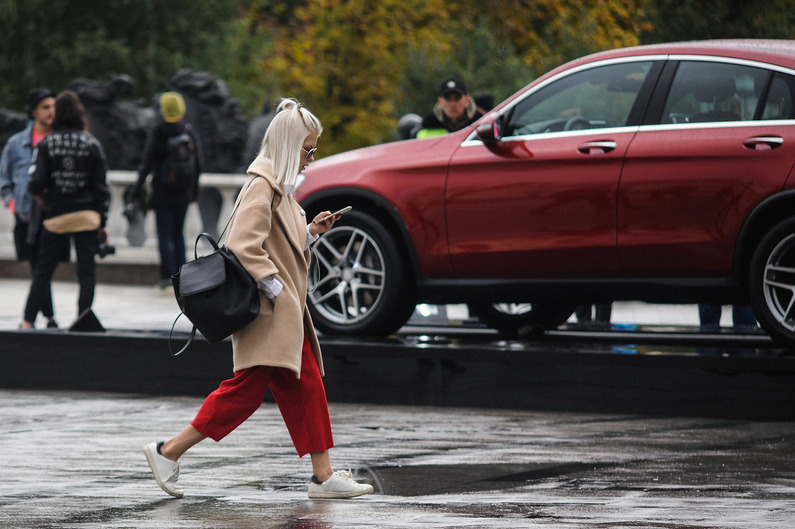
[169,177,265,355]
[169,233,260,354]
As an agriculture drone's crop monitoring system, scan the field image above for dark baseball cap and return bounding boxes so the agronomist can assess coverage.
[27,88,55,118]
[438,78,467,97]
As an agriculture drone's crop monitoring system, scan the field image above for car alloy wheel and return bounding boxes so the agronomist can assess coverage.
[749,217,795,347]
[308,211,416,335]
[763,234,795,332]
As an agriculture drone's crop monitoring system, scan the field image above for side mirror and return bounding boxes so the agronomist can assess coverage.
[476,117,503,144]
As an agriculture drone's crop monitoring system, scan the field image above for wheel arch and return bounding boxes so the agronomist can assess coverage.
[735,189,795,291]
[299,187,422,286]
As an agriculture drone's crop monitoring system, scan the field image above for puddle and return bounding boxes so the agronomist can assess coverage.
[357,462,610,496]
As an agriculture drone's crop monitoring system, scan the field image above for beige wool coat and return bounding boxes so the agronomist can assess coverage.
[225,157,323,377]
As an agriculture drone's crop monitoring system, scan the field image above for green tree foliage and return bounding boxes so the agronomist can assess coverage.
[264,0,452,152]
[397,17,535,122]
[0,0,240,112]
[398,0,653,127]
[476,0,652,78]
[214,1,280,119]
[641,0,795,43]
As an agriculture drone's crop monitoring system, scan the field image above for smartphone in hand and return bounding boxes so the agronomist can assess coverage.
[319,206,352,223]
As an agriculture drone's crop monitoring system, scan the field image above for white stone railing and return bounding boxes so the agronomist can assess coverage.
[0,171,248,263]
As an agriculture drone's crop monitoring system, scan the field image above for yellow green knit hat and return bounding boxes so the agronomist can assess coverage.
[159,91,186,122]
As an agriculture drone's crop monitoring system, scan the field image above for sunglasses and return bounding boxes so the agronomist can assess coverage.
[302,146,317,160]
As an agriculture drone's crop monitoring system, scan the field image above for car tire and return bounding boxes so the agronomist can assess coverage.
[308,210,416,336]
[748,217,795,347]
[468,302,575,336]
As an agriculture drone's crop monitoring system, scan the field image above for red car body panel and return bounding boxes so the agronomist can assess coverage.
[296,39,795,291]
[445,129,632,278]
[619,122,795,276]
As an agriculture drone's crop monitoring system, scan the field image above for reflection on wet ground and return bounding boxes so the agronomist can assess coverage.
[396,320,790,360]
[2,390,793,529]
[359,462,614,496]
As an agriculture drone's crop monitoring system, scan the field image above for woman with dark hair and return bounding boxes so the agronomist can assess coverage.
[143,98,373,500]
[21,90,111,329]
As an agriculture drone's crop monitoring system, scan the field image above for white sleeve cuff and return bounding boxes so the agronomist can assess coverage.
[258,276,283,299]
[305,224,319,250]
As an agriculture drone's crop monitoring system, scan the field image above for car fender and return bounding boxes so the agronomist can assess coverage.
[734,187,795,283]
[298,186,425,283]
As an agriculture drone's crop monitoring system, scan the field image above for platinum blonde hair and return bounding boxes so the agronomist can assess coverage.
[261,98,323,186]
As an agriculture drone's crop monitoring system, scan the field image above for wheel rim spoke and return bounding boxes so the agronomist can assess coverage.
[767,263,795,274]
[309,226,387,325]
[762,233,795,331]
[317,236,344,262]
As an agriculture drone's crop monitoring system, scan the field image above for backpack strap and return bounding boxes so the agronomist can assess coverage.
[218,175,276,243]
[169,312,196,356]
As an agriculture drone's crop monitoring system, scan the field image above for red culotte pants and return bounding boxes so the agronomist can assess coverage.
[191,334,334,457]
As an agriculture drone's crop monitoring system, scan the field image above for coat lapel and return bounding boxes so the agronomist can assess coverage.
[279,193,308,261]
[246,158,307,261]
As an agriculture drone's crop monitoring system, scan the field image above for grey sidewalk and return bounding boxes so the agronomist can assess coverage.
[1,389,793,528]
[0,277,711,333]
[0,278,193,332]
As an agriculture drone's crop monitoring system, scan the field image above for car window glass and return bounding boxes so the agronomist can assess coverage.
[661,61,767,124]
[505,62,652,136]
[761,73,795,120]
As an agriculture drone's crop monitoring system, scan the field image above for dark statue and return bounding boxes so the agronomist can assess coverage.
[0,70,250,173]
[0,109,28,149]
[0,71,251,244]
[244,99,276,167]
[162,70,250,239]
[166,69,249,173]
[69,74,156,170]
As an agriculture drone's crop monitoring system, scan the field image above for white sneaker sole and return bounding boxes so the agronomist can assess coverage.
[308,484,374,499]
[143,443,184,498]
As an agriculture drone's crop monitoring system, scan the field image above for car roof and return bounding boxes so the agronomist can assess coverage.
[494,40,795,112]
[574,39,795,69]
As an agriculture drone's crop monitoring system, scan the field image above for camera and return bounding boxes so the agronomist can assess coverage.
[96,231,116,259]
[96,242,116,258]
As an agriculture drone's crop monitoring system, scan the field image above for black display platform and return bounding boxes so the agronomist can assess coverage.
[2,326,793,421]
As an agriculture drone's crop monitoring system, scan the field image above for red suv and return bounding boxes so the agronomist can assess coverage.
[295,40,795,347]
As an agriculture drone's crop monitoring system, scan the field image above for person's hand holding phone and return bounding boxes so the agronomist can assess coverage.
[310,206,352,236]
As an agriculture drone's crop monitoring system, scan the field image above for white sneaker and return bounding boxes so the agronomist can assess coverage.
[143,441,184,498]
[308,470,374,499]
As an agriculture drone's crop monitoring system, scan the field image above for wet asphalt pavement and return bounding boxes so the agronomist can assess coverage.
[1,279,794,527]
[2,388,793,528]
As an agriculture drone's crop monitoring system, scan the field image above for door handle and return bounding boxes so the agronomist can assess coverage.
[577,141,617,155]
[743,136,784,151]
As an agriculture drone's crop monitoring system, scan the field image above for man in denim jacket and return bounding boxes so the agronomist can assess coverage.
[0,88,58,327]
[1,89,55,259]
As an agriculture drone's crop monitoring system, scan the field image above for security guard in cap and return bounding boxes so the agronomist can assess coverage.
[415,77,483,139]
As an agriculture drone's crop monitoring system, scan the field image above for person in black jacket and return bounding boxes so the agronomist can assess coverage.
[415,78,484,139]
[129,91,202,289]
[22,90,110,329]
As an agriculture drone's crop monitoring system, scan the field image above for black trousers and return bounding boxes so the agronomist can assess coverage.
[154,203,188,281]
[15,213,57,321]
[24,229,97,324]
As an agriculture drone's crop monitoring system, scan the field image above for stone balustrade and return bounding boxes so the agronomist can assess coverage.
[0,171,249,263]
